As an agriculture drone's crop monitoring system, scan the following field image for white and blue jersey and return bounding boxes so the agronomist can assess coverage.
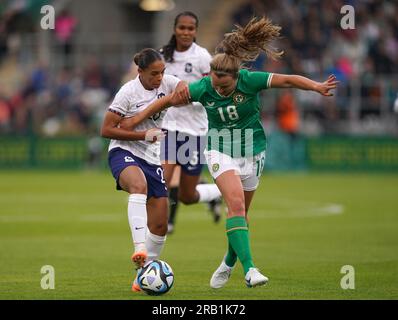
[162,42,212,136]
[160,43,211,175]
[107,74,180,198]
[108,74,180,165]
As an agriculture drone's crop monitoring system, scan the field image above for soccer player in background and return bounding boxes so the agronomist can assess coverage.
[121,17,338,288]
[100,48,188,292]
[160,11,222,234]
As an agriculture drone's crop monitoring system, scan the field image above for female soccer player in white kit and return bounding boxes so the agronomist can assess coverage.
[160,12,222,233]
[100,48,188,292]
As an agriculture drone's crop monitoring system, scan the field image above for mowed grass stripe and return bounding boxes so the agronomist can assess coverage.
[0,171,397,299]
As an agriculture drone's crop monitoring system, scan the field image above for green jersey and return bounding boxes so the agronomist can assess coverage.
[189,69,273,158]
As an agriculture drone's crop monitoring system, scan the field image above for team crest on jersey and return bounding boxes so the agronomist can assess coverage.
[233,93,245,104]
[157,92,165,99]
[212,163,220,173]
[185,62,193,73]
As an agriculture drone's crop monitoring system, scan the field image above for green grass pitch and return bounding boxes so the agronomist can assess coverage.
[0,170,397,300]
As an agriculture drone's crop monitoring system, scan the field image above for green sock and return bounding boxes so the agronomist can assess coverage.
[224,241,237,268]
[225,218,250,267]
[226,216,254,274]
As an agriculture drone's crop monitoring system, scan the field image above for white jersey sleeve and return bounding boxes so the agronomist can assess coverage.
[198,48,212,76]
[164,74,180,93]
[162,43,212,136]
[108,83,132,117]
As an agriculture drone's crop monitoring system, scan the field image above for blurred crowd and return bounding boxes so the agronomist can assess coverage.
[0,0,397,137]
[234,0,398,77]
[0,56,125,136]
[232,0,398,135]
[0,0,121,136]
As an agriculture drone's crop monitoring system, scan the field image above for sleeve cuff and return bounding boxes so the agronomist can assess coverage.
[267,73,274,88]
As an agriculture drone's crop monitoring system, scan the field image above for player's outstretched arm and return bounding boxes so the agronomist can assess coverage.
[120,81,190,130]
[270,74,339,96]
[100,111,163,142]
[119,95,174,131]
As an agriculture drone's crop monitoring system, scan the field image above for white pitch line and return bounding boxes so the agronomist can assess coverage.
[0,203,344,223]
[0,213,123,223]
[79,214,123,222]
[250,205,344,219]
[181,203,345,220]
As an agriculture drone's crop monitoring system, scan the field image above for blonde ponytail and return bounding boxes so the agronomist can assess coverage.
[211,17,283,76]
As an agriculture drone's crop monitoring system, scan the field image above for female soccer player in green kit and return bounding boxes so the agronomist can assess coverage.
[121,17,338,288]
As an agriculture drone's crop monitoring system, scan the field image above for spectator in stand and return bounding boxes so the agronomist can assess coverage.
[0,94,11,130]
[0,19,8,62]
[276,92,299,139]
[1,0,397,136]
[54,9,78,66]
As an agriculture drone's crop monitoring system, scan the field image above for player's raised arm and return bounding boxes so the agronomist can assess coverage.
[120,81,190,130]
[270,74,339,96]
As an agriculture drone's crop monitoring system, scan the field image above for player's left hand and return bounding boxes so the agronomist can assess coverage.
[316,74,339,96]
[145,128,166,143]
[171,81,190,106]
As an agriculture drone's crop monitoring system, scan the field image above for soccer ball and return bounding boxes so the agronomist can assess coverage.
[137,260,174,295]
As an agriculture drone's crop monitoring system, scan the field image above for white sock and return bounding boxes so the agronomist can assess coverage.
[128,194,147,253]
[146,230,166,261]
[196,184,221,203]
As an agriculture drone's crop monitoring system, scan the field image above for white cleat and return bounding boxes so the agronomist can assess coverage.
[167,223,174,234]
[245,268,268,288]
[210,261,234,289]
[208,197,222,223]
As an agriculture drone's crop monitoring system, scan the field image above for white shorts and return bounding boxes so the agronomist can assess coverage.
[204,149,266,191]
